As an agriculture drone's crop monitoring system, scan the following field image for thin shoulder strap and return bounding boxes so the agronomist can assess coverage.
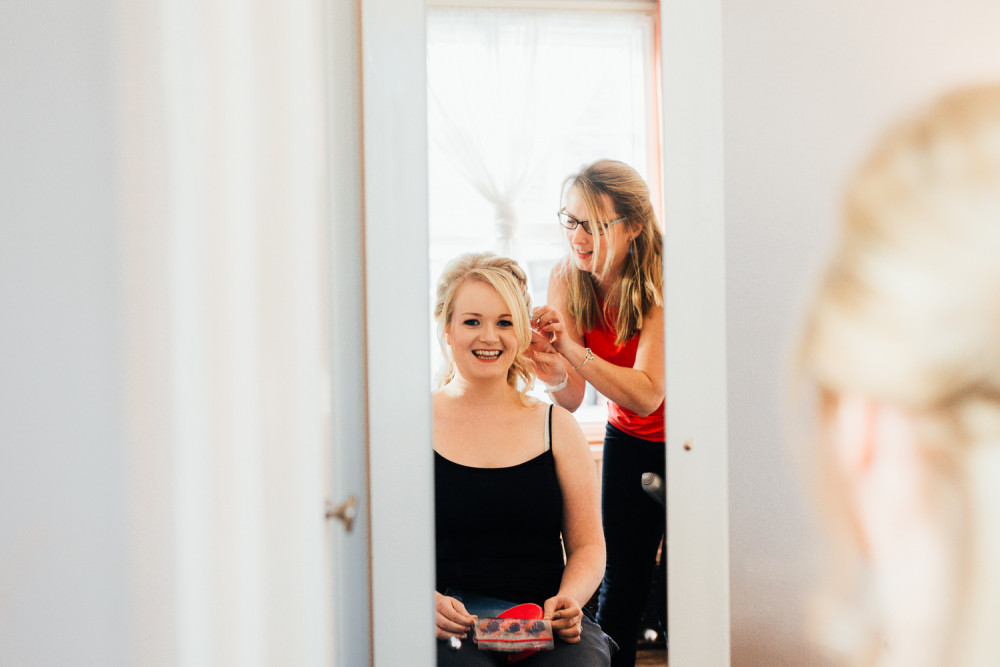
[544,403,553,452]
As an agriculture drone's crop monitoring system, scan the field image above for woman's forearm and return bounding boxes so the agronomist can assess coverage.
[560,342,663,416]
[557,543,606,607]
[547,361,587,412]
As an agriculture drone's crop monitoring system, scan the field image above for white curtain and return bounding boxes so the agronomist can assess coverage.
[427,9,647,263]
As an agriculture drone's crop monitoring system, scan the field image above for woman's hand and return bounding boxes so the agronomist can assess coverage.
[532,306,573,355]
[542,595,584,644]
[526,329,567,386]
[435,592,477,640]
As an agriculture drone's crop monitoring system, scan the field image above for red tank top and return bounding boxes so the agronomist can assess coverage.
[584,307,665,442]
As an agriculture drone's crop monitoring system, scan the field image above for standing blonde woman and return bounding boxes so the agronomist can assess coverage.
[529,160,665,667]
[432,252,616,666]
[797,86,1000,666]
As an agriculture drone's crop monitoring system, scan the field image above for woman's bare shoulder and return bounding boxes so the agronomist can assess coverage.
[431,389,449,411]
[548,403,587,446]
[547,258,570,291]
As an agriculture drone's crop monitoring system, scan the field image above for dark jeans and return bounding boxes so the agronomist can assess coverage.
[595,423,666,667]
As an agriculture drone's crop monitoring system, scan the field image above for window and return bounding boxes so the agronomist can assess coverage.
[427,4,659,421]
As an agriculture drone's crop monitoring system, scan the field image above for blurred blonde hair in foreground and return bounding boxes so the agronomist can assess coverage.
[797,85,1000,666]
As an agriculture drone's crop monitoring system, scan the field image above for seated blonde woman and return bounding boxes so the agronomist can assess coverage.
[797,86,1000,666]
[432,252,616,666]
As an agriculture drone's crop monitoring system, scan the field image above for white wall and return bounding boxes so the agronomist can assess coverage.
[0,1,133,664]
[723,1,1000,664]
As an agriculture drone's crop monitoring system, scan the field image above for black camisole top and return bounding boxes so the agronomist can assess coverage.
[434,406,565,605]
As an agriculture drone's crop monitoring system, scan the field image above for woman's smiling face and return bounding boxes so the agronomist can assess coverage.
[444,279,520,382]
[564,185,634,278]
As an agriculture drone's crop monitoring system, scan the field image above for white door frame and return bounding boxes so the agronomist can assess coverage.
[661,1,731,665]
[359,1,438,665]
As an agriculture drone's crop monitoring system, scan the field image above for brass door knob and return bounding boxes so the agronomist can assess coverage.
[326,495,358,532]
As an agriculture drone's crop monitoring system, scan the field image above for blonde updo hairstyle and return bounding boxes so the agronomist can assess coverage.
[798,86,1000,666]
[558,159,663,346]
[434,252,538,406]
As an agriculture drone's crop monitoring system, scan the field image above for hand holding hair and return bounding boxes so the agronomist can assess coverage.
[532,305,569,351]
[527,329,568,388]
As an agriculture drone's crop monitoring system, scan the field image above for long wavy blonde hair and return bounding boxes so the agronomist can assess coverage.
[433,252,538,407]
[797,85,1000,666]
[558,159,663,345]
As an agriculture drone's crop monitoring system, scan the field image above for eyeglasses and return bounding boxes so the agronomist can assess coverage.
[557,209,626,236]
